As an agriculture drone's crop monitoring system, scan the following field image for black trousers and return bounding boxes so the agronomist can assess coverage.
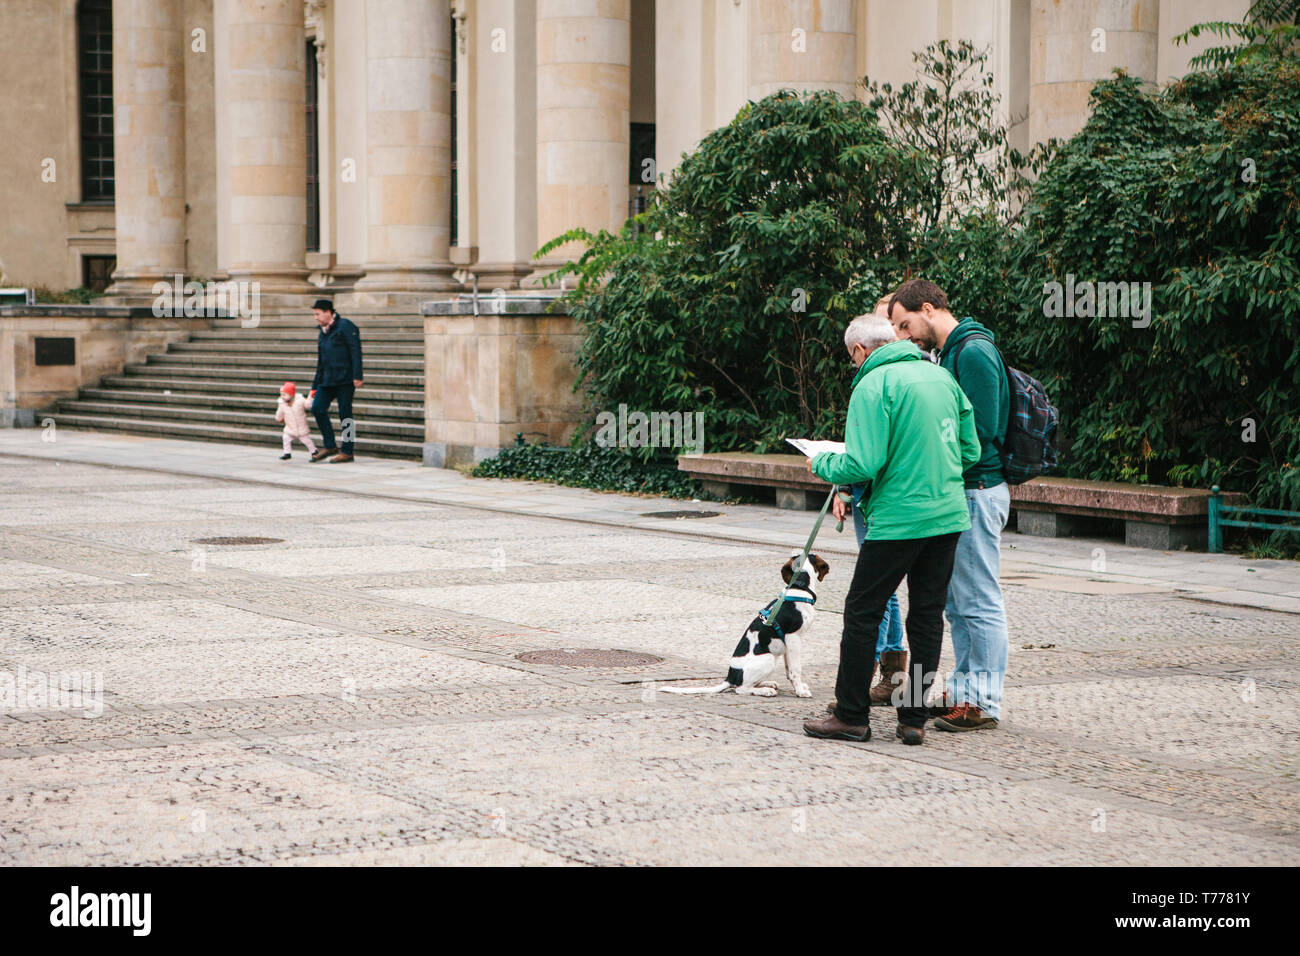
[312,383,355,454]
[833,531,961,728]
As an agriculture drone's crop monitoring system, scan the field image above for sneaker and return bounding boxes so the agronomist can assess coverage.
[932,703,998,732]
[926,691,957,718]
[279,453,291,461]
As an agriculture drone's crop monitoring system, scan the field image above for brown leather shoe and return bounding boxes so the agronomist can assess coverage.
[803,714,870,742]
[328,452,354,463]
[310,447,338,463]
[869,650,908,705]
[896,723,925,745]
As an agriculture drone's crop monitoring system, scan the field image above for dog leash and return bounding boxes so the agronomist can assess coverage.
[760,484,845,627]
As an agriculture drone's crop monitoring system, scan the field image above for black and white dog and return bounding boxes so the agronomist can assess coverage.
[663,551,829,698]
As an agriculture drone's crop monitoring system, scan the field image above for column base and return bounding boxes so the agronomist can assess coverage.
[225,267,317,296]
[470,261,536,291]
[521,259,579,291]
[354,265,461,293]
[103,271,183,307]
[350,266,462,311]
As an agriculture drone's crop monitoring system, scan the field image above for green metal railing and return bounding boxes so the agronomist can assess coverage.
[1208,485,1300,552]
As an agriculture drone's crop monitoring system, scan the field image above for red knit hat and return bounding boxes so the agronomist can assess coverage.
[280,382,296,397]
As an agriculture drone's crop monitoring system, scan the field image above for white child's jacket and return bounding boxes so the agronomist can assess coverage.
[276,394,312,438]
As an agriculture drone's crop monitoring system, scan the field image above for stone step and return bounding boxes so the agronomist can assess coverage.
[209,317,424,330]
[78,388,424,419]
[100,375,424,403]
[190,329,423,343]
[48,415,425,458]
[126,364,423,386]
[168,340,424,357]
[58,400,424,439]
[144,352,424,371]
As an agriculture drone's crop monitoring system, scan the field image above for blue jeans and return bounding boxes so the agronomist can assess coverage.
[850,484,904,656]
[945,482,1011,718]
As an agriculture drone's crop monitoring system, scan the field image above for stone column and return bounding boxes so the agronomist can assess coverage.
[470,0,537,290]
[106,0,187,301]
[1029,0,1158,145]
[353,0,458,299]
[525,0,630,286]
[748,0,858,102]
[216,0,312,293]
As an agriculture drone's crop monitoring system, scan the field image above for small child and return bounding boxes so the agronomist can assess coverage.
[274,382,317,460]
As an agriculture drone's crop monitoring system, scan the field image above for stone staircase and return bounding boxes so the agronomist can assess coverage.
[51,313,426,459]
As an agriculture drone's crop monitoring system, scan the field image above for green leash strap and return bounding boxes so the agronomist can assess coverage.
[761,485,842,626]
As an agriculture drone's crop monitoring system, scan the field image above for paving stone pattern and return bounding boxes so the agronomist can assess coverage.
[1,456,1297,866]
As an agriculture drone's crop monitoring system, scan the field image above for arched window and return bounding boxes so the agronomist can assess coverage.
[78,0,114,202]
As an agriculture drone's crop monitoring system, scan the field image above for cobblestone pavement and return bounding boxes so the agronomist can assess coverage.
[1,455,1297,866]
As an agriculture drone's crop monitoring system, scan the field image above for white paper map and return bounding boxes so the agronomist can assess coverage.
[786,438,846,458]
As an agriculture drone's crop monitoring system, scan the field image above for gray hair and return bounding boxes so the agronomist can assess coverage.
[844,314,896,353]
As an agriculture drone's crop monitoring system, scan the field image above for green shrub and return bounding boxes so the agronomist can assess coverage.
[472,442,712,499]
[32,286,103,304]
[1002,60,1300,514]
[541,41,1032,458]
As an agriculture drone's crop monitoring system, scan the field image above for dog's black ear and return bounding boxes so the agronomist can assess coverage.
[811,553,830,581]
[781,557,795,584]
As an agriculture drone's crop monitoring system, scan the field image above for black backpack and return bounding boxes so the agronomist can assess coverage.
[951,333,1058,485]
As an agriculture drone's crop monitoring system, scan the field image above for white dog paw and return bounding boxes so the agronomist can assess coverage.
[756,681,779,689]
[794,685,813,698]
[753,686,778,697]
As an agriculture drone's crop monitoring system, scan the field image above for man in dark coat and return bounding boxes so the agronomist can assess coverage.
[307,299,363,463]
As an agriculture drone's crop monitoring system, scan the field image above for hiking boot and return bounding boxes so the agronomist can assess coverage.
[869,650,908,705]
[310,447,338,463]
[803,714,870,742]
[926,691,957,718]
[896,723,925,746]
[932,703,998,732]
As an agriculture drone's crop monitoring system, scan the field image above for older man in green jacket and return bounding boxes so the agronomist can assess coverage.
[803,313,981,745]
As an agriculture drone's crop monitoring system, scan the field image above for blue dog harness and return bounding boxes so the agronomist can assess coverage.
[760,593,814,640]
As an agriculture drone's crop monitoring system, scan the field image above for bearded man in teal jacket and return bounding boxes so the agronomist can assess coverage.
[888,278,1011,733]
[803,314,981,745]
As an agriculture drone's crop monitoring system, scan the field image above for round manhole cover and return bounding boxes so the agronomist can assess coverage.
[640,510,722,519]
[191,536,285,546]
[516,648,663,667]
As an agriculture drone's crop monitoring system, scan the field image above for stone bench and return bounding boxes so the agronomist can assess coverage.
[678,453,1240,551]
[677,452,831,510]
[1010,477,1242,551]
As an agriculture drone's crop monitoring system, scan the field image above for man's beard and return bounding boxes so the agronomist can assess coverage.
[911,323,937,351]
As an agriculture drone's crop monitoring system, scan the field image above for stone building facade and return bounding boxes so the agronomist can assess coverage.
[0,0,1249,298]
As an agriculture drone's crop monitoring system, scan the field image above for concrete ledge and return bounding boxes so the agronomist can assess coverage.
[1010,477,1243,524]
[420,292,566,316]
[678,452,830,508]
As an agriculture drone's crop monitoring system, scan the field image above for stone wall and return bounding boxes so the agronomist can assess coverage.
[421,294,585,467]
[0,306,210,425]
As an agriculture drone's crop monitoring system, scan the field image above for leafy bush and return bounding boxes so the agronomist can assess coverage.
[542,41,1031,458]
[472,442,710,498]
[32,286,103,304]
[1002,59,1300,513]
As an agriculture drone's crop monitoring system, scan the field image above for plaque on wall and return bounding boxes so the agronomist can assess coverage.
[34,337,76,366]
